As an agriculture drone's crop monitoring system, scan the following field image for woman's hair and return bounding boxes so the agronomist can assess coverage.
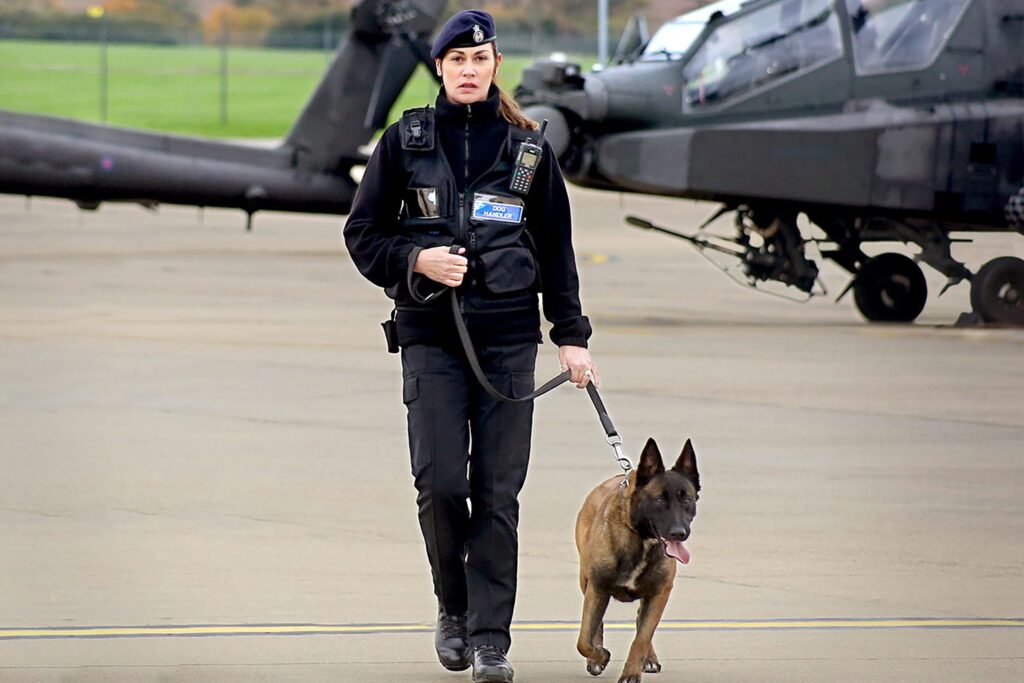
[491,44,539,131]
[496,83,539,131]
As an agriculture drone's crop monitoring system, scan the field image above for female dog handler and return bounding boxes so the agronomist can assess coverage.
[343,10,597,682]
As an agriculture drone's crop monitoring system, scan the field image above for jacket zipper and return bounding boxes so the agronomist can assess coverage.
[463,104,474,311]
[464,105,475,254]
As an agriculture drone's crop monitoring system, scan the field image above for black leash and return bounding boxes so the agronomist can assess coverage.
[408,244,635,472]
[450,290,633,473]
[448,289,571,403]
[582,377,634,474]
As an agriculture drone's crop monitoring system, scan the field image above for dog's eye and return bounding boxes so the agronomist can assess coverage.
[654,496,667,507]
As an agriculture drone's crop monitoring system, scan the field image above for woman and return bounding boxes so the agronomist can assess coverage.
[344,10,597,682]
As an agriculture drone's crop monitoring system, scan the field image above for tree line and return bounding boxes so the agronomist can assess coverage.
[0,0,649,50]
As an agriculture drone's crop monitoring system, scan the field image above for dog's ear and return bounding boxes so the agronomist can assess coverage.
[635,437,665,488]
[671,438,700,492]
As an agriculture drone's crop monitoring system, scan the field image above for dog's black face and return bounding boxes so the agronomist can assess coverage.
[629,438,700,564]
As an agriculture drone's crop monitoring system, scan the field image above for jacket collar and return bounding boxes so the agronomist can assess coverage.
[435,84,501,122]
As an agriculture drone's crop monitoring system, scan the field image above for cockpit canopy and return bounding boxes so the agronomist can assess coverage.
[643,0,973,110]
[682,0,843,109]
[641,0,748,61]
[845,0,971,74]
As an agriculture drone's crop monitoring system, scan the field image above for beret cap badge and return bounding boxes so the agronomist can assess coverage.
[430,10,496,59]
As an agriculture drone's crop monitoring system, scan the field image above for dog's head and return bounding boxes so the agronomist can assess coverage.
[629,437,700,564]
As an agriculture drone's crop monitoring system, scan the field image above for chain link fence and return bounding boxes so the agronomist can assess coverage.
[0,15,600,136]
[0,16,600,54]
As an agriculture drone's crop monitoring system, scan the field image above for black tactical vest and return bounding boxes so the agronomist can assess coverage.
[396,106,541,314]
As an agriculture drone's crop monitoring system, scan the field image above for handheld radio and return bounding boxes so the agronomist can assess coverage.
[510,119,547,195]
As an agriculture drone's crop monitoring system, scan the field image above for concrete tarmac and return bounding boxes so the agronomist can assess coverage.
[1,190,1022,682]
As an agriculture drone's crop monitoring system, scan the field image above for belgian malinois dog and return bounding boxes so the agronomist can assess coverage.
[574,437,700,682]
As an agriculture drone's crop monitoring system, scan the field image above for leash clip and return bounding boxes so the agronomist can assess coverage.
[607,434,634,474]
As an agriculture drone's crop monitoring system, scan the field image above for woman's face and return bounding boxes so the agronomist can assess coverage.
[436,45,502,105]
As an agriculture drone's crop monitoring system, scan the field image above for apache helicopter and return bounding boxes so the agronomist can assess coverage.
[0,0,449,231]
[516,0,1024,324]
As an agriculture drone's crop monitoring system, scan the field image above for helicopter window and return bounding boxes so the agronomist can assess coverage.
[682,0,842,110]
[642,21,713,60]
[641,0,747,60]
[845,0,970,73]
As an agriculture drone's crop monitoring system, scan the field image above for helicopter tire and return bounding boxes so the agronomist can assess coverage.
[853,253,928,323]
[969,256,1024,325]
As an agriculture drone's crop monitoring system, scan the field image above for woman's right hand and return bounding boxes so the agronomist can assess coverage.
[413,246,468,287]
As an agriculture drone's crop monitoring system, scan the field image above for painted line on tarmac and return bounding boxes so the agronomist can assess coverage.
[1,618,1022,641]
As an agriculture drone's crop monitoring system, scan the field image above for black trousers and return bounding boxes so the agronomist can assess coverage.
[401,341,537,652]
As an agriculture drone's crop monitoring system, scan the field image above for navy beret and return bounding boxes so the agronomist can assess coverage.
[430,10,496,60]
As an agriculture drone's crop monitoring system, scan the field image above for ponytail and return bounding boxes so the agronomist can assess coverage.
[496,84,539,131]
[492,44,539,131]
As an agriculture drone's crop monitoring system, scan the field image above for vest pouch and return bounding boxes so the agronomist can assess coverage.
[400,185,451,239]
[401,187,441,219]
[478,247,537,295]
[408,231,453,249]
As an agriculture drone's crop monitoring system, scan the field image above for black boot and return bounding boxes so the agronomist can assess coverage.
[472,645,514,683]
[435,611,471,671]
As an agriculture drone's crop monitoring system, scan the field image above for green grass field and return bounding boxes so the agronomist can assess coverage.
[0,39,587,138]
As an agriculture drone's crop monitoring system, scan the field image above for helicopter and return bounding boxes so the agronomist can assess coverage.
[515,0,1024,324]
[0,0,449,231]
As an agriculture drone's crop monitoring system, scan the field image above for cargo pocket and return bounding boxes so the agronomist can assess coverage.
[402,375,419,404]
[510,371,535,399]
[479,247,538,295]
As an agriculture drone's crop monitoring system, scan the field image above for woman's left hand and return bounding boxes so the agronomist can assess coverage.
[559,345,599,389]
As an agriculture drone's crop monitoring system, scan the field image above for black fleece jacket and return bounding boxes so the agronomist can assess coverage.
[343,86,592,349]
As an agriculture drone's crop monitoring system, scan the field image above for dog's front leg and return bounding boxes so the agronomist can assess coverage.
[636,604,661,673]
[618,585,672,683]
[577,583,611,676]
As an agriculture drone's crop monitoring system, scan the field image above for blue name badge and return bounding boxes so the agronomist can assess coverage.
[472,193,524,224]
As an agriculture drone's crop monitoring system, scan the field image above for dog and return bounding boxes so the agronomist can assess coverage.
[574,437,700,683]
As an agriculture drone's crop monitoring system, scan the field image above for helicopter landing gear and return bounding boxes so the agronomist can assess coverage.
[853,253,928,322]
[970,256,1024,325]
[740,207,820,293]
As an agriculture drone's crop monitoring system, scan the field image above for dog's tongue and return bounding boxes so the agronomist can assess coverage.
[663,540,691,564]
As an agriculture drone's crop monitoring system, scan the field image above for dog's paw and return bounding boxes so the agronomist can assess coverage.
[586,647,611,676]
[643,659,661,673]
[616,675,642,683]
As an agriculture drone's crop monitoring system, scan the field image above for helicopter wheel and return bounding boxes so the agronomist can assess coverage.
[853,253,928,322]
[970,256,1024,325]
